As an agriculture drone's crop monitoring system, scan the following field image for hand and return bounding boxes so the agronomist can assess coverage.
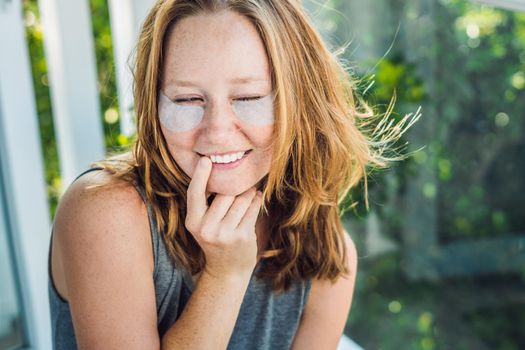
[185,157,263,279]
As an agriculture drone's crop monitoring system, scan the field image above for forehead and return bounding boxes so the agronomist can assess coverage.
[162,10,271,85]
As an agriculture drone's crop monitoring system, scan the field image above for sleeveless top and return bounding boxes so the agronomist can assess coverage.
[48,168,312,349]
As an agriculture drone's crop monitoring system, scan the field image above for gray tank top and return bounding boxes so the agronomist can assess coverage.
[48,168,312,349]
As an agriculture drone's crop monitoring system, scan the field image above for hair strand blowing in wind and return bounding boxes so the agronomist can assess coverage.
[90,0,421,292]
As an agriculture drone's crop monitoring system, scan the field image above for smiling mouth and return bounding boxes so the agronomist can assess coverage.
[196,149,253,170]
[195,149,253,158]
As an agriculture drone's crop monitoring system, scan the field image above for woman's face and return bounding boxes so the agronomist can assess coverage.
[160,10,274,196]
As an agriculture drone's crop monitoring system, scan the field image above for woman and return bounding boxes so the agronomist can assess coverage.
[48,0,409,348]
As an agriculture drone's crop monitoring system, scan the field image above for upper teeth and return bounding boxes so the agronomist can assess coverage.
[210,151,246,164]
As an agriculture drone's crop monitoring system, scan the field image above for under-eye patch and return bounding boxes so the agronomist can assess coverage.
[158,91,275,133]
[231,94,275,126]
[158,91,205,132]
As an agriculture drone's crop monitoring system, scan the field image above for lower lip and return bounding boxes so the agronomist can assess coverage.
[209,152,250,170]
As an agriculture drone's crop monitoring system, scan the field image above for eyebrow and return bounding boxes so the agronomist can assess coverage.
[230,76,270,84]
[172,76,270,87]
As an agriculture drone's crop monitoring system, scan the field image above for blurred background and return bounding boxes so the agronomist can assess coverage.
[0,0,524,349]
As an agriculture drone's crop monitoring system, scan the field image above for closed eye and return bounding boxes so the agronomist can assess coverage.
[236,96,263,102]
[174,97,204,104]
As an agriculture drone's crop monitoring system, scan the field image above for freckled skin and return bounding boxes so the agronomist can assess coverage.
[161,10,274,196]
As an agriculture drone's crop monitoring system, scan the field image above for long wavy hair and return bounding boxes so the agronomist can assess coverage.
[91,0,419,292]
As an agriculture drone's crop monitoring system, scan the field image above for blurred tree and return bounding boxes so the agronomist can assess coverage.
[434,0,525,241]
[308,0,525,349]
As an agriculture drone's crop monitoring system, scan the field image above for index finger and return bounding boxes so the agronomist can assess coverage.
[187,157,212,219]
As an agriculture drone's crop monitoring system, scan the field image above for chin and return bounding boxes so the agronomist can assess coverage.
[205,173,267,196]
[205,179,250,196]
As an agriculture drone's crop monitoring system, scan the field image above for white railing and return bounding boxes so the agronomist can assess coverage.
[38,0,105,189]
[108,0,155,137]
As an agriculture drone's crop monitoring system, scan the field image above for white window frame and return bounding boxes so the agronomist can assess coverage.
[38,0,105,190]
[108,0,155,137]
[0,0,52,349]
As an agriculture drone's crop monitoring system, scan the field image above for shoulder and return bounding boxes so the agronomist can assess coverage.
[58,168,144,212]
[342,231,358,273]
[51,169,160,348]
[56,169,146,224]
[308,230,357,302]
[53,168,153,274]
[291,230,357,349]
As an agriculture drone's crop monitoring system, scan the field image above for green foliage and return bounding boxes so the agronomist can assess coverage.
[88,0,124,154]
[465,303,525,350]
[23,0,60,218]
[23,0,126,217]
[433,0,525,241]
[331,0,525,240]
[319,0,525,348]
[347,251,525,349]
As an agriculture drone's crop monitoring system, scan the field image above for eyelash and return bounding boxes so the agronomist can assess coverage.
[174,96,263,104]
[237,96,263,102]
[174,98,202,103]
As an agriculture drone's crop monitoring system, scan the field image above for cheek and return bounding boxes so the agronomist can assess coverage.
[246,125,274,171]
[162,126,195,150]
[246,124,274,149]
[161,130,199,178]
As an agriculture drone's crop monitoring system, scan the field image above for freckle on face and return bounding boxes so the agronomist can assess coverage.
[160,10,275,196]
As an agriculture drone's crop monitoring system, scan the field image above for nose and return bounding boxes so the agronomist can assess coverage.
[201,101,240,144]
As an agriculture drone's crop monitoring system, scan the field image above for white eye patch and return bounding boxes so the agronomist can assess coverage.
[231,94,275,126]
[158,91,275,133]
[158,91,204,132]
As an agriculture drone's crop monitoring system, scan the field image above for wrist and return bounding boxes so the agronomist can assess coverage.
[201,267,254,285]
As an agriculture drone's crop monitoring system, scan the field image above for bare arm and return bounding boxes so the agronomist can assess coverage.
[161,270,251,349]
[162,157,263,349]
[55,159,261,350]
[54,173,160,349]
[290,232,358,350]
